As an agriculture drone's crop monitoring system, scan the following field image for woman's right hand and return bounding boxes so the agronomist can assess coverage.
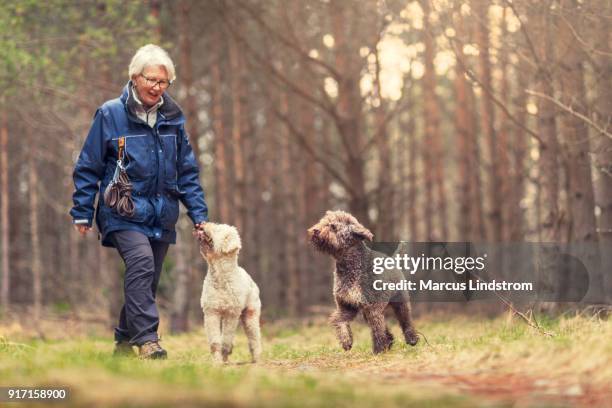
[73,224,92,236]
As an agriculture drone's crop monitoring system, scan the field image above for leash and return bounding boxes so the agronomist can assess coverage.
[103,137,135,217]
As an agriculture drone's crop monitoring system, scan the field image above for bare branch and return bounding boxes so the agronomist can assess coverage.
[559,13,612,58]
[472,272,555,337]
[233,0,342,80]
[216,5,339,122]
[501,0,550,80]
[526,89,612,140]
[271,106,355,196]
[447,36,544,145]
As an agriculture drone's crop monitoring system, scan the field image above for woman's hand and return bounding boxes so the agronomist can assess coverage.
[73,224,92,236]
[193,222,206,238]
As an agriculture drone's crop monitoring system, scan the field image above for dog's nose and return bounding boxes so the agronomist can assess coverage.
[309,228,320,237]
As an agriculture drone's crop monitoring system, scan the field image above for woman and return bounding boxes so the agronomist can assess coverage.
[70,44,208,359]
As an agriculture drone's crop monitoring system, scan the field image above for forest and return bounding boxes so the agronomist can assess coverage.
[0,0,610,328]
[1,1,611,407]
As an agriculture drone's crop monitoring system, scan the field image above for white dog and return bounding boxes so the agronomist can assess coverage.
[195,223,262,364]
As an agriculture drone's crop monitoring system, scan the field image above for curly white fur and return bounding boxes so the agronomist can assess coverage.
[197,223,262,364]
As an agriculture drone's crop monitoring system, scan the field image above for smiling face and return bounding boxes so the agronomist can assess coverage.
[132,65,169,109]
[307,211,373,256]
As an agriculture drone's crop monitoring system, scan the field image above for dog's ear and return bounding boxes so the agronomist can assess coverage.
[220,227,242,254]
[352,225,373,241]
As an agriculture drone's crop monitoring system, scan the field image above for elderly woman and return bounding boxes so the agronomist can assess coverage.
[70,44,208,359]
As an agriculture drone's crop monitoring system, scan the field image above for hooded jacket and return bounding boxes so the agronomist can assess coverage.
[70,82,208,247]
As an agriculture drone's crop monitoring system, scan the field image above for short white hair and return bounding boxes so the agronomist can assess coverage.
[128,44,176,82]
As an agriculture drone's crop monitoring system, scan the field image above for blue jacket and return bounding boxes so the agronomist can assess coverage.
[70,82,208,247]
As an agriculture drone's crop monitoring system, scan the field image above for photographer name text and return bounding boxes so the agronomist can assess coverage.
[373,279,533,292]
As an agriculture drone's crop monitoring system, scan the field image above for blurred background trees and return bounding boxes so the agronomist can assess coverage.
[0,0,610,327]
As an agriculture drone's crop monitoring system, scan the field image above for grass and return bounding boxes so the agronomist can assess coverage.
[0,312,611,407]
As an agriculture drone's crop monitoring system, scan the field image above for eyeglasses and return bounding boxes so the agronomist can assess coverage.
[139,74,172,89]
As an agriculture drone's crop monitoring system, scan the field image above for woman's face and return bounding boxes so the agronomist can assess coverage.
[133,65,169,108]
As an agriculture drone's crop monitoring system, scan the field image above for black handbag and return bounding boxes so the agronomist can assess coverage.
[103,136,135,217]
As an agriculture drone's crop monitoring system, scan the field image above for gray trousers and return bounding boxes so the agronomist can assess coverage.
[110,230,170,346]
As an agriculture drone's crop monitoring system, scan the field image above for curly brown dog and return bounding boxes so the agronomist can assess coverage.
[308,210,419,354]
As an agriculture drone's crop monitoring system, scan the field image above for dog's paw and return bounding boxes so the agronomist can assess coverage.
[372,333,394,354]
[405,329,419,346]
[341,340,353,351]
[222,344,233,355]
[211,353,223,365]
[385,331,394,350]
[210,343,223,365]
[222,344,233,363]
[372,343,386,354]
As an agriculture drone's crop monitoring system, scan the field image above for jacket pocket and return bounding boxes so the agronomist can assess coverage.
[112,134,154,179]
[160,133,178,181]
[160,194,180,229]
[115,195,153,224]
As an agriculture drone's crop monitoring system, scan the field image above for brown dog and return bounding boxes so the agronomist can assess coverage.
[308,210,418,354]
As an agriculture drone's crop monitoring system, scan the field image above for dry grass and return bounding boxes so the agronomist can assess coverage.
[1,311,611,407]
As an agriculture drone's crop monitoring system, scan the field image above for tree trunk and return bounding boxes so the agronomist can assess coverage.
[210,30,231,223]
[509,59,528,242]
[531,2,563,310]
[228,31,246,233]
[469,86,486,241]
[557,2,597,243]
[557,0,600,301]
[473,0,502,242]
[453,7,475,241]
[280,90,298,316]
[171,228,190,333]
[179,0,200,165]
[1,112,9,313]
[97,242,111,321]
[421,0,448,240]
[299,97,317,311]
[498,6,513,241]
[330,0,369,224]
[243,98,258,290]
[592,3,612,301]
[169,0,198,334]
[149,0,162,42]
[535,3,560,243]
[373,44,394,239]
[28,134,42,322]
[407,114,419,241]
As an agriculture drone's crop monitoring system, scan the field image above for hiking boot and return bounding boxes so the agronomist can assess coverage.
[138,340,167,360]
[113,341,135,357]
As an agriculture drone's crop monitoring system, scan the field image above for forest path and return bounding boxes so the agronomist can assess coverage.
[0,313,610,407]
